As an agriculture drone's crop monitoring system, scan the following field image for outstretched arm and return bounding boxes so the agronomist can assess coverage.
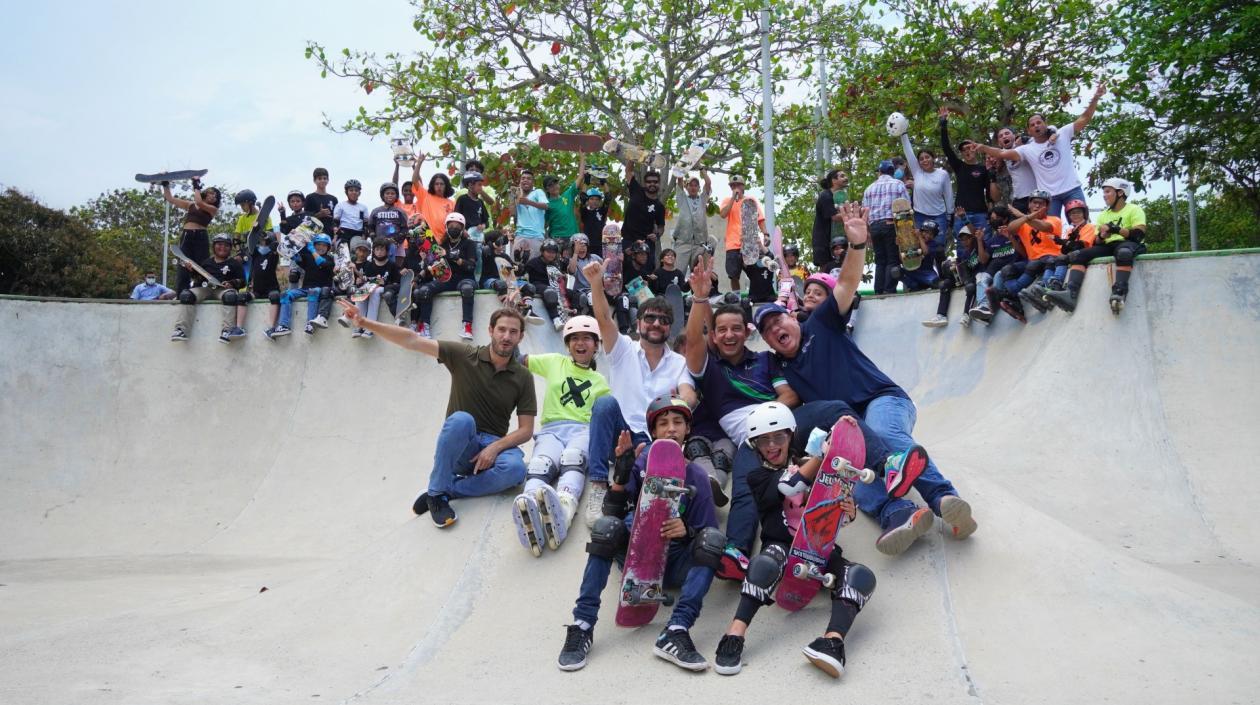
[832,202,869,316]
[899,133,922,177]
[938,107,962,169]
[684,254,714,374]
[337,299,439,358]
[582,259,619,354]
[1073,82,1107,133]
[161,183,192,210]
[975,142,1021,162]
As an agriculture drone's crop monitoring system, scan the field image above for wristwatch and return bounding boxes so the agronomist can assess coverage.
[848,241,867,250]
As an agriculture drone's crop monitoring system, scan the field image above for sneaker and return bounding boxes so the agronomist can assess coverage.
[553,317,565,332]
[584,481,608,529]
[337,314,351,328]
[535,485,569,551]
[351,328,363,339]
[227,326,246,339]
[170,328,188,342]
[714,634,745,675]
[557,624,593,672]
[512,494,545,556]
[426,493,457,528]
[884,445,928,499]
[218,329,232,345]
[939,495,977,540]
[417,323,433,339]
[460,321,474,340]
[304,323,315,335]
[362,330,374,339]
[716,544,749,582]
[959,313,972,328]
[269,325,291,338]
[709,475,730,508]
[802,636,846,678]
[875,507,934,556]
[412,493,430,516]
[922,313,948,328]
[968,303,993,322]
[653,628,708,672]
[311,315,329,329]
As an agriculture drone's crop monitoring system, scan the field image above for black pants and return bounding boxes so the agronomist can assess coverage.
[936,260,975,317]
[869,221,898,294]
[176,229,209,293]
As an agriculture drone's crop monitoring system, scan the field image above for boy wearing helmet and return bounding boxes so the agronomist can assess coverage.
[565,233,602,314]
[170,232,246,343]
[277,190,309,289]
[558,394,727,673]
[269,232,336,338]
[1044,178,1146,314]
[578,187,609,259]
[367,182,407,242]
[332,179,369,248]
[511,316,611,556]
[782,243,808,282]
[523,238,572,331]
[348,237,399,339]
[987,190,1063,320]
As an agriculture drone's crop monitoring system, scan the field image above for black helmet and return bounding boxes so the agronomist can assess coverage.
[540,239,560,254]
[630,241,650,255]
[234,189,257,206]
[212,233,233,246]
[646,394,692,428]
[380,182,399,198]
[345,179,362,191]
[783,244,800,257]
[831,236,848,249]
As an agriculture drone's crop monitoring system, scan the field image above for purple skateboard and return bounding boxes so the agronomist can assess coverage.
[616,439,690,628]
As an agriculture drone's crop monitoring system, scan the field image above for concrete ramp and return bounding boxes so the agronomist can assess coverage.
[2,253,1258,705]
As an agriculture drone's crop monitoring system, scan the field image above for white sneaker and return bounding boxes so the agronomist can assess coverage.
[940,495,978,540]
[584,481,608,529]
[337,315,351,328]
[922,314,948,328]
[351,328,363,338]
[959,314,972,328]
[311,315,329,329]
[553,317,565,332]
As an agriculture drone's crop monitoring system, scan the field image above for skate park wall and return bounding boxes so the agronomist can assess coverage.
[1,251,1258,705]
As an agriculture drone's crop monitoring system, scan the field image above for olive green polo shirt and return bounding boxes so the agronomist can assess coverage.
[437,341,537,437]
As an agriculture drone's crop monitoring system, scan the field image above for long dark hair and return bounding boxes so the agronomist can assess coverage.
[428,173,454,198]
[818,169,842,190]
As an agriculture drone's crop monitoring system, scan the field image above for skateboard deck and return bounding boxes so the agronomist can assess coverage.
[539,132,605,153]
[739,199,760,266]
[625,276,651,306]
[546,263,571,326]
[776,418,873,612]
[669,136,713,179]
[769,227,796,311]
[665,283,684,341]
[892,197,923,271]
[391,138,416,167]
[169,244,223,288]
[617,439,691,628]
[244,195,276,283]
[603,138,667,170]
[279,216,321,262]
[136,169,207,184]
[395,269,415,325]
[334,242,355,293]
[350,282,379,303]
[602,228,624,296]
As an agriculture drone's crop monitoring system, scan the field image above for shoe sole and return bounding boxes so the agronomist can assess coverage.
[218,337,231,345]
[535,487,567,551]
[709,475,729,508]
[313,321,329,329]
[801,646,844,678]
[876,508,934,556]
[652,645,708,672]
[512,496,543,556]
[714,661,743,676]
[557,656,587,672]
[922,320,947,328]
[337,317,351,328]
[940,496,977,540]
[887,446,928,499]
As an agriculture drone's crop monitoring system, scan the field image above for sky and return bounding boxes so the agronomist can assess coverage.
[1,0,1169,218]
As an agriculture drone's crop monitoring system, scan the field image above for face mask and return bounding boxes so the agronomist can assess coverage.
[257,246,272,255]
[894,168,905,180]
[145,277,156,285]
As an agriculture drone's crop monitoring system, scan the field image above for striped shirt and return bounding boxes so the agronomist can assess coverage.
[862,175,909,222]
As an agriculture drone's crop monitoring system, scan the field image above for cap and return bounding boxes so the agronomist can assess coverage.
[462,171,484,183]
[585,188,604,198]
[753,303,791,332]
[878,160,895,175]
[729,175,746,186]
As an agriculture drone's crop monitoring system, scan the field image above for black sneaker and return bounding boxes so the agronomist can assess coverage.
[427,493,457,528]
[709,475,729,508]
[714,634,745,675]
[802,636,846,678]
[653,627,708,672]
[412,493,430,516]
[557,624,593,672]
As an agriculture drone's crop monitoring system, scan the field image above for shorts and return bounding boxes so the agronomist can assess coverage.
[724,249,749,279]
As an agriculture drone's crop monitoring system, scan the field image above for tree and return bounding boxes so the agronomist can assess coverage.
[1136,187,1260,253]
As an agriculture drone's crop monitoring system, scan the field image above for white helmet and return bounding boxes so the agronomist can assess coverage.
[886,111,909,138]
[562,315,601,344]
[1102,177,1132,197]
[745,401,796,445]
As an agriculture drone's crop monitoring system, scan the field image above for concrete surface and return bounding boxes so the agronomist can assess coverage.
[2,252,1258,705]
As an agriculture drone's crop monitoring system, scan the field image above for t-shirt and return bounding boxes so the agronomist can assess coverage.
[1014,123,1081,196]
[689,349,786,447]
[234,212,274,236]
[361,258,400,286]
[1005,156,1037,200]
[334,201,369,232]
[1060,222,1098,250]
[367,205,408,240]
[526,353,612,426]
[438,341,538,438]
[747,263,777,303]
[776,296,908,411]
[1014,216,1064,260]
[455,194,489,230]
[249,248,280,295]
[623,177,666,243]
[524,255,565,291]
[601,333,691,434]
[546,182,580,239]
[516,188,548,239]
[304,192,338,233]
[1096,203,1146,244]
[572,254,602,290]
[130,282,173,300]
[721,196,765,250]
[410,184,455,241]
[579,205,609,257]
[614,445,718,537]
[197,257,245,289]
[649,267,686,296]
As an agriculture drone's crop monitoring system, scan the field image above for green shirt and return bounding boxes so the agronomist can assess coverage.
[438,341,538,437]
[546,183,580,239]
[1097,202,1146,243]
[830,189,848,239]
[526,353,610,425]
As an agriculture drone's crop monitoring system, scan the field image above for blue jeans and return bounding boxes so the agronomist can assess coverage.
[278,287,328,328]
[572,528,715,629]
[1006,256,1058,293]
[587,396,650,484]
[426,412,526,498]
[1049,186,1086,220]
[858,395,958,529]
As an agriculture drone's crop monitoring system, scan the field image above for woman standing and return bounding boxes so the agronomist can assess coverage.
[162,179,221,292]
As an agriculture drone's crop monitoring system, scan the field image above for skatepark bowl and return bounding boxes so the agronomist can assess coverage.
[2,250,1258,704]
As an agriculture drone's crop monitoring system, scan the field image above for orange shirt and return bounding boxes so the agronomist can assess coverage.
[721,196,765,250]
[1015,216,1063,259]
[1063,222,1097,248]
[411,183,455,243]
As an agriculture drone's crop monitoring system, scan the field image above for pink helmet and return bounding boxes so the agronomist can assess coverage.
[562,315,601,344]
[804,272,836,293]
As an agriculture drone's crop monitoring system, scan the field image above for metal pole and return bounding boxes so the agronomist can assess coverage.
[161,197,171,288]
[1170,171,1180,252]
[818,9,829,174]
[458,102,468,168]
[1187,166,1199,251]
[760,2,776,233]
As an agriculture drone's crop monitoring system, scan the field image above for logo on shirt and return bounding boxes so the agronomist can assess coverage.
[1039,146,1062,169]
[559,377,593,408]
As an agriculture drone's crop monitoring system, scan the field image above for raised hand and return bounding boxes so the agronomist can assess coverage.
[582,258,604,283]
[839,201,870,246]
[688,254,713,299]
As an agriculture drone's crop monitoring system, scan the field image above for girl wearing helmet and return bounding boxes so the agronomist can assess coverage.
[268,233,336,338]
[510,316,611,557]
[799,271,860,333]
[1020,198,1096,308]
[161,178,221,294]
[1044,178,1146,314]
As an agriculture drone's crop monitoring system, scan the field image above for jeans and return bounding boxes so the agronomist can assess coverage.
[587,396,650,484]
[355,286,383,323]
[1049,186,1087,220]
[858,395,958,529]
[955,211,990,241]
[572,532,715,629]
[278,287,329,328]
[425,411,526,498]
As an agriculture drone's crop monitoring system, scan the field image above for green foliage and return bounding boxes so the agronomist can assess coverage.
[1137,187,1260,253]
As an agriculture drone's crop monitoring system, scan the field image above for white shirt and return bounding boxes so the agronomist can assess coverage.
[900,134,954,216]
[603,333,691,434]
[1014,123,1081,196]
[1005,155,1037,199]
[333,201,369,231]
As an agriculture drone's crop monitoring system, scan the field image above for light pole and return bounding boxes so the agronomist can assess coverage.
[760,1,776,233]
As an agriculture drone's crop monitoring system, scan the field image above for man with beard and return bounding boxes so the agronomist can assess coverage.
[754,202,978,556]
[339,302,536,529]
[622,167,668,262]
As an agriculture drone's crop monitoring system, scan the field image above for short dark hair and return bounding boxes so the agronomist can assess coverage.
[401,180,413,191]
[490,307,526,332]
[637,296,673,321]
[464,159,485,171]
[711,303,748,327]
[313,167,329,180]
[644,171,661,182]
[521,169,534,177]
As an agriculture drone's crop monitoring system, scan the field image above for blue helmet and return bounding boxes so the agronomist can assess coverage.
[313,234,333,247]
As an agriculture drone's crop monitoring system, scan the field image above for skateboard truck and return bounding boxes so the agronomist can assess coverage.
[828,457,877,485]
[646,479,696,499]
[791,562,837,589]
[622,580,675,607]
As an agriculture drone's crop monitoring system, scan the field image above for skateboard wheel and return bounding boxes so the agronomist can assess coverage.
[792,563,807,579]
[820,573,837,589]
[857,469,876,484]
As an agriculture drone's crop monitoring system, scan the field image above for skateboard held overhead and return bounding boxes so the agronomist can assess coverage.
[603,138,668,171]
[669,136,713,179]
[136,169,208,184]
[539,132,606,153]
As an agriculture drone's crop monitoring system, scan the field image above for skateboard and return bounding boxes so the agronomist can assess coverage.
[244,195,276,283]
[669,136,713,179]
[391,138,416,167]
[769,227,797,311]
[584,165,611,186]
[350,282,380,303]
[170,244,224,288]
[999,296,1027,323]
[776,418,875,612]
[892,197,924,272]
[792,275,805,299]
[495,255,542,324]
[539,132,605,153]
[427,243,452,283]
[546,263,571,326]
[334,242,355,293]
[602,138,668,170]
[664,283,684,341]
[617,439,694,628]
[602,226,624,296]
[279,216,322,262]
[739,198,761,267]
[135,169,207,184]
[625,276,651,306]
[394,268,415,325]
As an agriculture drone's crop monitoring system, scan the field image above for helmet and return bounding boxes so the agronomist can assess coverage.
[350,236,369,252]
[646,395,692,429]
[313,234,333,247]
[783,244,800,257]
[445,212,467,225]
[830,236,848,250]
[920,220,939,232]
[745,401,796,445]
[804,272,836,292]
[380,182,399,198]
[211,233,233,246]
[1029,189,1052,203]
[345,179,362,191]
[585,188,604,199]
[286,189,305,201]
[602,222,622,236]
[630,241,650,255]
[1064,199,1088,215]
[886,111,909,137]
[540,239,560,253]
[1102,177,1131,197]
[562,315,601,344]
[572,233,589,245]
[233,189,257,206]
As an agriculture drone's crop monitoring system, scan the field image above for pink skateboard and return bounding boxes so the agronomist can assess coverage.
[616,439,692,627]
[776,418,874,612]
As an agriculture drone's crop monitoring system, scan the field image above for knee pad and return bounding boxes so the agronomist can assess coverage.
[585,515,628,559]
[741,544,786,605]
[542,287,559,305]
[383,288,397,304]
[221,290,239,306]
[690,527,727,571]
[238,291,255,304]
[887,264,901,280]
[267,290,281,305]
[519,282,537,297]
[559,447,587,475]
[417,284,434,302]
[832,561,876,610]
[459,280,475,297]
[492,280,508,296]
[178,289,197,305]
[999,263,1019,279]
[682,436,713,462]
[1066,249,1090,266]
[527,456,559,484]
[288,267,303,284]
[1114,243,1138,267]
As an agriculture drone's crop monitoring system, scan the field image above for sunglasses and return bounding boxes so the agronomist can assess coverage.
[641,313,672,326]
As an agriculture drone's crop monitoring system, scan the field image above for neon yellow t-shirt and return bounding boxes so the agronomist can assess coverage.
[234,213,273,235]
[1097,203,1146,244]
[526,353,611,426]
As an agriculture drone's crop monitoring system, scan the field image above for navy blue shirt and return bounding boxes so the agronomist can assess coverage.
[776,297,908,411]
